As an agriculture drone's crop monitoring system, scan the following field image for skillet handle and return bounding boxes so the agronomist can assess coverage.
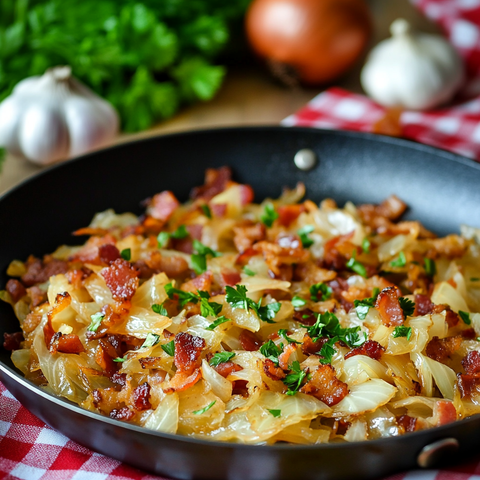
[417,438,459,468]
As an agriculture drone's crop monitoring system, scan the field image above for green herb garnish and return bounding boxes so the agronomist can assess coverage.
[268,409,281,417]
[460,311,471,325]
[193,400,216,415]
[346,254,367,278]
[141,333,160,349]
[318,337,337,365]
[209,351,235,367]
[206,316,231,330]
[298,225,314,248]
[152,303,168,316]
[291,296,307,308]
[157,225,189,248]
[392,326,412,341]
[362,238,371,253]
[260,203,278,227]
[165,283,199,307]
[201,204,212,219]
[243,266,255,276]
[283,361,307,395]
[399,297,415,318]
[120,248,131,261]
[259,340,283,365]
[88,312,104,332]
[354,288,380,320]
[390,251,407,268]
[191,239,221,275]
[424,258,436,278]
[113,356,127,363]
[310,283,332,302]
[278,329,301,345]
[161,340,175,356]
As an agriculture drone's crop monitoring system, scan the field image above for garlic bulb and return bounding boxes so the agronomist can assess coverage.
[361,19,464,110]
[0,66,119,165]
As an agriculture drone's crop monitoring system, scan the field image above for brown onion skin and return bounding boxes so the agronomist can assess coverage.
[245,0,372,85]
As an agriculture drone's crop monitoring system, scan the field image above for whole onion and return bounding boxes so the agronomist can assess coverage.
[245,0,372,85]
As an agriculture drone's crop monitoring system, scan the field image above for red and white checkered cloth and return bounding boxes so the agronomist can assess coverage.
[283,0,480,162]
[3,0,480,479]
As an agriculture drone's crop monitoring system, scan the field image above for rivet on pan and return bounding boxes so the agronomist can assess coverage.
[294,149,317,171]
[417,438,459,468]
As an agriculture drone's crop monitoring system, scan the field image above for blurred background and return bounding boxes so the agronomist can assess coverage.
[0,0,452,193]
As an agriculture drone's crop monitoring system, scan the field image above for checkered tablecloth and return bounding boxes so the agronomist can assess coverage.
[3,0,480,479]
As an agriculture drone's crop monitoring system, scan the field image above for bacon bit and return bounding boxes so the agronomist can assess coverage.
[357,195,407,231]
[6,279,26,303]
[92,389,103,408]
[277,204,305,227]
[235,247,257,266]
[240,184,254,205]
[375,287,404,326]
[133,260,156,279]
[44,292,72,349]
[426,336,462,363]
[22,312,43,335]
[150,191,180,222]
[3,332,24,351]
[21,256,69,287]
[144,251,189,278]
[462,328,476,339]
[239,330,262,351]
[426,235,468,260]
[397,415,417,433]
[69,235,117,264]
[301,364,349,406]
[220,269,241,287]
[263,358,286,380]
[99,244,121,264]
[139,357,164,369]
[95,344,117,377]
[110,407,135,421]
[111,372,127,387]
[278,343,297,370]
[172,224,203,254]
[101,259,139,302]
[65,268,93,289]
[431,400,457,426]
[210,203,227,217]
[414,294,434,316]
[181,271,213,294]
[213,361,243,378]
[233,222,266,253]
[344,340,384,360]
[141,216,164,234]
[164,369,203,394]
[458,373,480,398]
[293,309,317,327]
[293,261,337,284]
[72,227,109,237]
[191,166,232,201]
[132,382,151,411]
[462,351,480,375]
[302,334,328,355]
[174,332,205,374]
[52,334,85,355]
[323,232,357,271]
[232,380,249,396]
[445,309,460,328]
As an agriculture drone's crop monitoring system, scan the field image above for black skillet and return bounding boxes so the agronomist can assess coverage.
[1,126,480,480]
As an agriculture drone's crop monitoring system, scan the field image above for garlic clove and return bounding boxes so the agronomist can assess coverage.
[19,104,69,164]
[0,96,26,156]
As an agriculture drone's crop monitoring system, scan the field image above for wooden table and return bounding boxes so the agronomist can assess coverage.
[0,0,437,196]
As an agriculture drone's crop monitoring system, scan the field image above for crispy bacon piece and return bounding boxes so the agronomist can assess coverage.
[101,259,139,302]
[220,269,241,287]
[462,328,476,339]
[22,312,43,335]
[21,256,69,287]
[344,340,384,360]
[375,286,404,326]
[181,271,213,294]
[44,292,71,349]
[397,415,417,433]
[426,336,462,363]
[110,407,135,421]
[263,358,286,380]
[99,244,121,264]
[301,334,328,355]
[174,332,205,374]
[239,330,262,351]
[430,400,457,426]
[462,351,480,375]
[357,195,407,231]
[414,294,434,316]
[233,222,265,253]
[139,357,164,370]
[458,372,480,398]
[210,203,227,217]
[52,334,85,355]
[293,309,317,326]
[213,361,243,378]
[278,343,297,370]
[172,224,203,254]
[149,191,180,222]
[446,309,460,328]
[294,262,337,284]
[26,286,47,307]
[239,184,254,206]
[301,364,349,406]
[164,369,202,394]
[277,204,305,227]
[3,332,24,351]
[70,235,117,265]
[95,344,117,377]
[132,382,151,411]
[6,279,26,303]
[65,267,93,289]
[323,232,357,271]
[191,167,232,201]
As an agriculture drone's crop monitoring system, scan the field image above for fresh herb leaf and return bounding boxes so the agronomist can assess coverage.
[191,239,220,275]
[399,297,415,318]
[310,283,332,302]
[141,333,160,349]
[193,400,216,415]
[298,225,314,248]
[259,340,282,365]
[346,255,367,278]
[362,238,371,253]
[291,296,307,308]
[283,361,307,395]
[278,329,301,345]
[256,301,281,323]
[243,266,255,276]
[390,251,407,268]
[193,239,221,258]
[157,231,170,249]
[318,337,337,365]
[268,409,281,417]
[165,283,199,307]
[88,312,104,332]
[209,351,235,367]
[171,225,189,239]
[152,303,168,316]
[199,296,223,318]
[424,258,436,278]
[225,285,250,311]
[161,340,175,356]
[392,326,412,341]
[354,288,380,320]
[459,310,471,325]
[120,248,131,261]
[200,204,212,219]
[206,316,231,330]
[260,203,278,227]
[113,356,127,363]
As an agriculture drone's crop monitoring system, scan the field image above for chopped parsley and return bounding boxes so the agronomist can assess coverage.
[390,251,407,268]
[424,258,436,278]
[113,356,127,363]
[459,310,471,325]
[191,239,221,275]
[165,283,199,307]
[161,340,175,356]
[283,361,307,395]
[141,333,160,349]
[318,337,337,365]
[243,266,256,276]
[346,254,367,278]
[152,303,168,316]
[88,312,104,332]
[201,204,212,219]
[164,284,222,318]
[298,225,315,248]
[259,340,283,365]
[120,248,131,261]
[362,238,371,253]
[260,203,279,227]
[206,316,231,330]
[278,329,301,345]
[256,301,281,323]
[157,225,189,248]
[197,291,223,318]
[354,288,380,320]
[310,283,332,302]
[193,400,216,415]
[399,297,415,318]
[268,409,281,417]
[291,296,307,308]
[209,351,235,367]
[392,326,412,341]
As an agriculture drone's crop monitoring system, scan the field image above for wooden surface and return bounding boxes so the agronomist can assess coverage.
[0,0,437,195]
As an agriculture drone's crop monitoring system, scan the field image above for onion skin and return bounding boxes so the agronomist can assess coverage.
[245,0,372,85]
